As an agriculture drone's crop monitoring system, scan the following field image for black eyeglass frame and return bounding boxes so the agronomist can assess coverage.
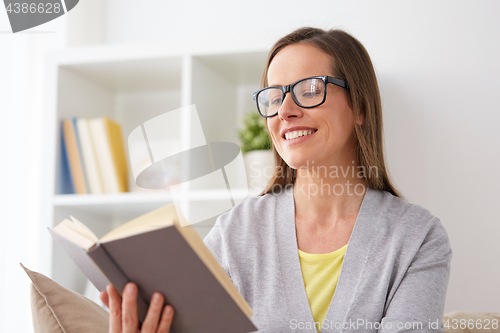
[252,75,349,118]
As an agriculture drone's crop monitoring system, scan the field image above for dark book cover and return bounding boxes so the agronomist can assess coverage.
[50,214,257,333]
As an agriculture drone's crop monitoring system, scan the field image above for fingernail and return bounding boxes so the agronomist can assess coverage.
[106,284,113,293]
[165,305,173,315]
[153,293,162,303]
[125,283,135,294]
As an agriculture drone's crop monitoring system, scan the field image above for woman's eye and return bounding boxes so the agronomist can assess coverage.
[271,97,283,105]
[302,90,322,98]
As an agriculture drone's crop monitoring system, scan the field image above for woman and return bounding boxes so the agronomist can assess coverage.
[100,27,452,333]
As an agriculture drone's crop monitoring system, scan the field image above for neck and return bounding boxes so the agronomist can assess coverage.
[292,159,368,228]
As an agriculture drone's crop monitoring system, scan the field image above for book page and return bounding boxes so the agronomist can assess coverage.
[69,216,100,242]
[100,204,176,243]
[51,219,98,251]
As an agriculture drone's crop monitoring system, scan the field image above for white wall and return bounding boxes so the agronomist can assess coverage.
[0,12,67,333]
[101,0,500,312]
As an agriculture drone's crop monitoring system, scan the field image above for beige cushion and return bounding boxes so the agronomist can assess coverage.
[20,263,109,333]
[443,311,500,333]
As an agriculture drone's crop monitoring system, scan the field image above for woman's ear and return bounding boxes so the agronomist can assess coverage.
[356,112,364,126]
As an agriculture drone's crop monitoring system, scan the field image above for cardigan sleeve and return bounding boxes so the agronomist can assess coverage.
[379,217,453,333]
[203,216,233,282]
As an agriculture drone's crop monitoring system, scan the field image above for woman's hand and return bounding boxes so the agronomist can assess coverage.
[99,282,174,333]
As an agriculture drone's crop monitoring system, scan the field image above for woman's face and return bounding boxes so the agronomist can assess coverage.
[266,43,362,170]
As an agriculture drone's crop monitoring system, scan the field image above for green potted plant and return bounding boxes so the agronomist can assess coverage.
[238,111,274,190]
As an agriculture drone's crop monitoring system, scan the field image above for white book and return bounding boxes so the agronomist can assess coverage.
[76,118,104,194]
[88,117,120,193]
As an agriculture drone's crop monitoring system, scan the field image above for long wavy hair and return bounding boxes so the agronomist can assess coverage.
[258,27,404,200]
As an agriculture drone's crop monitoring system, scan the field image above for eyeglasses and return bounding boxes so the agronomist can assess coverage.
[252,76,349,118]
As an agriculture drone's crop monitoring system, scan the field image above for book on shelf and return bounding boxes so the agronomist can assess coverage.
[76,117,104,194]
[88,117,128,193]
[103,117,129,192]
[61,118,88,194]
[72,118,91,192]
[61,116,129,194]
[49,203,257,333]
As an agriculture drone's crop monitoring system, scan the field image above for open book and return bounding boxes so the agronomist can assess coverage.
[49,204,257,333]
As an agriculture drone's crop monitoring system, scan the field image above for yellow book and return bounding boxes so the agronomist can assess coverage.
[103,117,129,192]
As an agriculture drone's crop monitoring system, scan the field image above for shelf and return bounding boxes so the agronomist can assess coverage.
[44,44,269,297]
[54,188,259,206]
[194,52,267,85]
[53,191,172,206]
[61,56,182,93]
[53,188,261,220]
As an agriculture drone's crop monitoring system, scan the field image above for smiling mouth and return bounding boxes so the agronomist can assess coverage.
[284,129,317,140]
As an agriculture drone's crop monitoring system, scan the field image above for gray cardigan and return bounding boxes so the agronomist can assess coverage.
[203,186,452,332]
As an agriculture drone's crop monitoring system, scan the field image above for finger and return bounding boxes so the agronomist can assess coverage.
[107,284,122,333]
[139,292,165,332]
[156,305,174,333]
[122,282,139,333]
[99,291,109,308]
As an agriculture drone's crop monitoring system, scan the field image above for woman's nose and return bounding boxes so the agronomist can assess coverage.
[277,92,303,120]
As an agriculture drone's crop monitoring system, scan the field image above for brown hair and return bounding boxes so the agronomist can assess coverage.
[258,27,404,199]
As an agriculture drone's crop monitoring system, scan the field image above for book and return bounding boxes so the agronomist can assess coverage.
[72,117,91,192]
[76,118,104,194]
[88,117,128,193]
[88,117,120,193]
[49,203,257,333]
[60,122,75,194]
[103,117,128,192]
[61,118,88,194]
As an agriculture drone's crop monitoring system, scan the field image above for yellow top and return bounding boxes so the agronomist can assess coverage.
[298,244,348,333]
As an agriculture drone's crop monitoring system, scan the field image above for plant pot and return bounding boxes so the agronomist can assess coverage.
[243,149,274,191]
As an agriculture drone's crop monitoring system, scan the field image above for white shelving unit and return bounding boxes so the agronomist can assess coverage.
[39,42,268,296]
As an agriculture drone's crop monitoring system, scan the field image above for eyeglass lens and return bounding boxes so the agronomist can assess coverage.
[257,78,325,117]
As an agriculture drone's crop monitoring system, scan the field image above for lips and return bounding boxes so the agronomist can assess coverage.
[284,129,318,140]
[281,127,318,139]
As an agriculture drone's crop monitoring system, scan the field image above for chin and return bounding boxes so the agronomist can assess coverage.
[284,157,315,170]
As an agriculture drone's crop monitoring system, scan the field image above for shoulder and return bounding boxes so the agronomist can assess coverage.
[220,192,278,220]
[370,188,452,259]
[203,191,283,265]
[371,188,441,230]
[215,192,280,234]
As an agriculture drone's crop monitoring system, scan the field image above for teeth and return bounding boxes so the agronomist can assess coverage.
[285,130,315,140]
